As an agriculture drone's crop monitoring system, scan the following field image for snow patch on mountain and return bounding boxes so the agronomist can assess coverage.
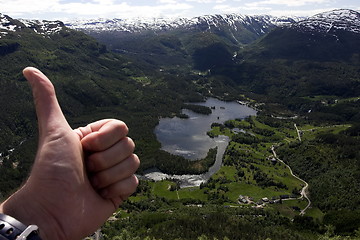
[19,19,66,36]
[292,9,360,34]
[2,9,358,40]
[65,14,302,34]
[0,13,21,38]
[0,13,67,39]
[66,9,360,37]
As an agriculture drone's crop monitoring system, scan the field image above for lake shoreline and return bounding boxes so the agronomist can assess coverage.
[155,97,257,160]
[139,98,257,188]
[143,97,257,187]
[141,135,230,188]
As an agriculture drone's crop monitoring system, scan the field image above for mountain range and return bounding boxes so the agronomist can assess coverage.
[0,8,358,157]
[293,9,360,34]
[63,9,360,64]
[67,14,302,33]
[0,9,357,40]
[0,8,360,239]
[66,13,303,44]
[65,9,360,41]
[64,9,360,103]
[2,9,359,63]
[1,13,66,38]
[1,9,358,47]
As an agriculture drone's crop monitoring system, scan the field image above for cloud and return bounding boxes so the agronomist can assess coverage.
[0,0,61,15]
[91,0,115,4]
[246,0,332,7]
[1,0,358,20]
[157,0,178,3]
[185,0,227,3]
[213,4,271,13]
[61,2,193,18]
[213,4,231,10]
[0,0,194,19]
[268,7,338,16]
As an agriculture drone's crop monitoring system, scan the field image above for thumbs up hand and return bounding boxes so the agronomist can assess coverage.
[0,67,139,240]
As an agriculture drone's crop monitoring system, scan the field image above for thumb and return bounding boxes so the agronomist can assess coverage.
[23,67,70,137]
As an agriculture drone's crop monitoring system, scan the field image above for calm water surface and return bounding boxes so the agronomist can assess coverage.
[155,98,257,160]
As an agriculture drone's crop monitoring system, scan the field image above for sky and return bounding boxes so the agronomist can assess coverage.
[0,0,359,21]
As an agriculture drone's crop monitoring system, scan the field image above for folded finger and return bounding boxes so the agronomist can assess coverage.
[81,119,129,152]
[91,154,140,189]
[100,175,139,199]
[87,137,135,172]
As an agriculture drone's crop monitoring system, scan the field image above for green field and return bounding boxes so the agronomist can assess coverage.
[116,115,359,240]
[131,116,343,214]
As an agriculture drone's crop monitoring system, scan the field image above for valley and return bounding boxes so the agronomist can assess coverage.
[104,116,359,240]
[0,8,360,240]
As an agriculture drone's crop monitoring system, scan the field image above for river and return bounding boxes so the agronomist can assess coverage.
[143,98,257,188]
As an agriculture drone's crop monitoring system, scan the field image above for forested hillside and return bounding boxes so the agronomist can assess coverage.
[78,10,360,124]
[278,124,360,235]
[0,15,209,197]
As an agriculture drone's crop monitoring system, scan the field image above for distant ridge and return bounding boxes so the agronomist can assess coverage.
[19,19,66,36]
[290,9,360,34]
[65,13,304,35]
[2,9,359,39]
[0,13,67,39]
[65,9,360,37]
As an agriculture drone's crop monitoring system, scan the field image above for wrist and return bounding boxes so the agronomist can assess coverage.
[0,213,41,240]
[0,186,65,240]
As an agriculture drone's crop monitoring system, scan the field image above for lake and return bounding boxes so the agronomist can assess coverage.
[154,97,257,160]
[143,98,257,188]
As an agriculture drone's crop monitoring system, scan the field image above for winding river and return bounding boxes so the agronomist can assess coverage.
[144,98,257,188]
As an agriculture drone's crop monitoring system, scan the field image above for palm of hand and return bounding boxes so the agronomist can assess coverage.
[28,127,116,240]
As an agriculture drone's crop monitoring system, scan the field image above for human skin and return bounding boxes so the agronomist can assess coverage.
[0,67,140,240]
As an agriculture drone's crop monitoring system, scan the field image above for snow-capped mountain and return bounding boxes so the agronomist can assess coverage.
[0,13,67,38]
[290,9,360,34]
[65,14,306,47]
[66,9,360,37]
[19,19,66,35]
[0,13,22,38]
[66,14,302,35]
[256,9,360,62]
[2,8,358,46]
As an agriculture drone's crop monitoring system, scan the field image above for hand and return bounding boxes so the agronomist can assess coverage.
[0,67,139,240]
